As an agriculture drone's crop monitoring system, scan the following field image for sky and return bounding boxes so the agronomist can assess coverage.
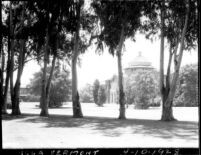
[20,33,198,89]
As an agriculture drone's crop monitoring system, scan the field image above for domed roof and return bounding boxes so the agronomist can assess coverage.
[125,52,153,69]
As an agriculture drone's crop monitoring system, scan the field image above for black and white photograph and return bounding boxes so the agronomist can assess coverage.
[1,0,199,152]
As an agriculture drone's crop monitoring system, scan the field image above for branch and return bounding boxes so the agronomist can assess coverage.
[86,34,99,49]
[166,44,173,90]
[173,37,180,71]
[63,63,70,74]
[3,57,37,72]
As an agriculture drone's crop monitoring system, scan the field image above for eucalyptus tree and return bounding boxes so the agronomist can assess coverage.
[0,1,7,113]
[27,0,95,117]
[23,1,52,116]
[1,1,48,114]
[62,0,96,117]
[159,0,198,121]
[92,0,145,119]
[142,0,198,121]
[1,2,26,115]
[69,0,84,117]
[27,1,70,116]
[0,2,9,114]
[36,1,59,116]
[1,1,60,115]
[0,0,2,55]
[8,1,46,115]
[11,2,27,115]
[2,1,28,115]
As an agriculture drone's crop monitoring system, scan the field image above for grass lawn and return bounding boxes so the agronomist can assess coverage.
[2,102,199,148]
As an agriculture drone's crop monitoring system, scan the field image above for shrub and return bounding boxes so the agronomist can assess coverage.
[97,85,106,106]
[149,97,161,107]
[21,94,40,102]
[93,79,100,104]
[80,84,93,103]
[174,64,198,107]
[125,70,159,109]
[28,64,71,108]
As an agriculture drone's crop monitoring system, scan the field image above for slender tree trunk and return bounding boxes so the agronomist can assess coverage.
[40,1,50,116]
[161,0,189,121]
[160,0,175,121]
[0,0,3,108]
[11,2,26,115]
[46,54,56,106]
[72,54,83,118]
[46,12,61,106]
[173,38,179,72]
[9,2,15,112]
[71,2,83,118]
[11,40,25,115]
[2,67,10,114]
[166,45,173,89]
[0,47,5,112]
[40,32,49,116]
[0,0,2,57]
[117,26,126,119]
[2,36,11,114]
[159,0,165,99]
[159,0,175,121]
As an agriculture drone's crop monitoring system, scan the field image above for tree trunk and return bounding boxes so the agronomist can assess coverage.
[1,36,11,114]
[40,35,49,117]
[71,2,83,118]
[159,0,165,97]
[40,1,50,116]
[166,45,173,89]
[117,26,126,119]
[160,0,176,121]
[159,0,175,121]
[11,2,26,115]
[46,54,56,106]
[11,39,25,115]
[0,0,2,110]
[161,45,175,121]
[9,2,15,112]
[161,0,189,121]
[0,0,2,56]
[161,89,175,121]
[0,45,5,113]
[72,53,83,118]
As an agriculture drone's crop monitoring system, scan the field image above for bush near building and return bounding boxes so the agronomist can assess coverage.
[97,85,106,106]
[125,70,160,109]
[174,64,198,107]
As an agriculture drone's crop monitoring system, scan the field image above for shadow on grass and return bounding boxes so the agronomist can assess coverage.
[32,107,72,109]
[2,114,28,121]
[2,113,198,141]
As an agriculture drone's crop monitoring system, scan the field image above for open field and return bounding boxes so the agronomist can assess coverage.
[2,102,199,148]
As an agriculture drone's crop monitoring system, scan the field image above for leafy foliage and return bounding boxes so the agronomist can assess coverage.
[97,85,106,106]
[141,0,198,50]
[125,70,160,109]
[28,62,71,107]
[92,0,145,55]
[80,84,93,103]
[174,64,198,106]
